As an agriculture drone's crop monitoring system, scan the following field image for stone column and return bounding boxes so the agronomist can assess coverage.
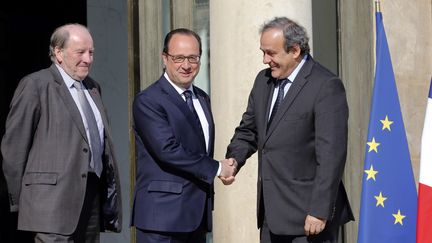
[138,0,163,88]
[171,0,193,29]
[210,1,312,242]
[339,1,374,242]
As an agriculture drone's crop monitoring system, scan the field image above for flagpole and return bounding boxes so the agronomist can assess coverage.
[375,0,381,13]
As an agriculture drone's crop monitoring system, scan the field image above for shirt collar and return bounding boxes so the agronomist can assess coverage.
[55,64,78,88]
[287,54,308,82]
[164,72,195,96]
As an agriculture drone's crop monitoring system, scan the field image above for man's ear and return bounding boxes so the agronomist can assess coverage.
[291,44,301,59]
[161,53,168,67]
[54,46,63,63]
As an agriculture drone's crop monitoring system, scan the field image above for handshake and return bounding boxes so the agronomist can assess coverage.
[218,158,238,185]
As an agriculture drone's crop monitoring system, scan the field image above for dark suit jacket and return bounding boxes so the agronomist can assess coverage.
[227,56,354,235]
[131,75,219,232]
[1,64,122,234]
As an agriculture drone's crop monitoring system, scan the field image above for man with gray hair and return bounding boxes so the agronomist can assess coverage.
[1,23,122,242]
[225,17,354,243]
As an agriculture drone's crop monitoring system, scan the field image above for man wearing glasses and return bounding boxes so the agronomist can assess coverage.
[131,28,237,243]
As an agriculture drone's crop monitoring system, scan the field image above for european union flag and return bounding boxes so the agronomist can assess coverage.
[357,10,418,243]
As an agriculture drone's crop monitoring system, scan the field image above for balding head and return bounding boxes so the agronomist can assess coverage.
[50,23,94,81]
[49,23,92,62]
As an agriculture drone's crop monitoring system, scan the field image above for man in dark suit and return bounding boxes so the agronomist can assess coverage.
[1,23,122,242]
[131,28,236,243]
[225,17,354,243]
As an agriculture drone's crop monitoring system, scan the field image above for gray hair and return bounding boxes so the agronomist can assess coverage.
[260,17,310,56]
[49,23,89,62]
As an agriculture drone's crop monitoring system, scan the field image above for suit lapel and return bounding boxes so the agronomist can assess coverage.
[195,87,214,155]
[50,65,88,143]
[263,80,277,132]
[83,79,110,131]
[265,57,314,139]
[159,78,207,150]
[83,78,114,147]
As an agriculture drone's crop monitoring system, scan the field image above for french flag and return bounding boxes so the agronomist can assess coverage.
[417,78,432,243]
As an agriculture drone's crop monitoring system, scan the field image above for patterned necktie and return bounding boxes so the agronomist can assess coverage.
[73,81,103,177]
[183,90,204,138]
[268,79,290,129]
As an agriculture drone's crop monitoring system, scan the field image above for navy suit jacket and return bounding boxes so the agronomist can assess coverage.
[131,75,219,233]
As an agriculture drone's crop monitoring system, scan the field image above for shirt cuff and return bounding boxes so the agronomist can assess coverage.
[216,161,222,177]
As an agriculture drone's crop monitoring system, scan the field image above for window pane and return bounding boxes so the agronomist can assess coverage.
[193,0,210,94]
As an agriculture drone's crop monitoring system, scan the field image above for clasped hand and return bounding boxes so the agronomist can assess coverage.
[304,214,327,236]
[218,158,238,185]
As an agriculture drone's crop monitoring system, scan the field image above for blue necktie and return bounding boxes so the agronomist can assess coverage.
[183,90,204,138]
[74,81,103,177]
[268,79,289,129]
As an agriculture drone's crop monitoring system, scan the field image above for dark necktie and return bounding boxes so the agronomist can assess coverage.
[268,79,289,128]
[73,81,103,177]
[183,90,204,138]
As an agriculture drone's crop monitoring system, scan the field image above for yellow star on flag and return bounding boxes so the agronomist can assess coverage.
[364,165,378,181]
[374,192,387,207]
[392,209,406,225]
[380,115,394,131]
[367,137,380,153]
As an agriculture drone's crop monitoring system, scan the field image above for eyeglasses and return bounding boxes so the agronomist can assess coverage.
[165,53,200,64]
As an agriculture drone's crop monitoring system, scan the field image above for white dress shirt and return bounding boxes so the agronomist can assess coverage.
[163,73,221,175]
[268,55,308,120]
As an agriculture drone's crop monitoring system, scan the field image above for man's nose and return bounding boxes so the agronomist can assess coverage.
[82,52,93,63]
[181,60,192,68]
[263,54,271,64]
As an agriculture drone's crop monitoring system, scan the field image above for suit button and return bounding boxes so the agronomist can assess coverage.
[262,149,266,154]
[83,148,88,153]
[81,173,87,178]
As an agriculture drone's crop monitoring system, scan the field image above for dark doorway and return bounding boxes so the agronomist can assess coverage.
[0,1,86,242]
